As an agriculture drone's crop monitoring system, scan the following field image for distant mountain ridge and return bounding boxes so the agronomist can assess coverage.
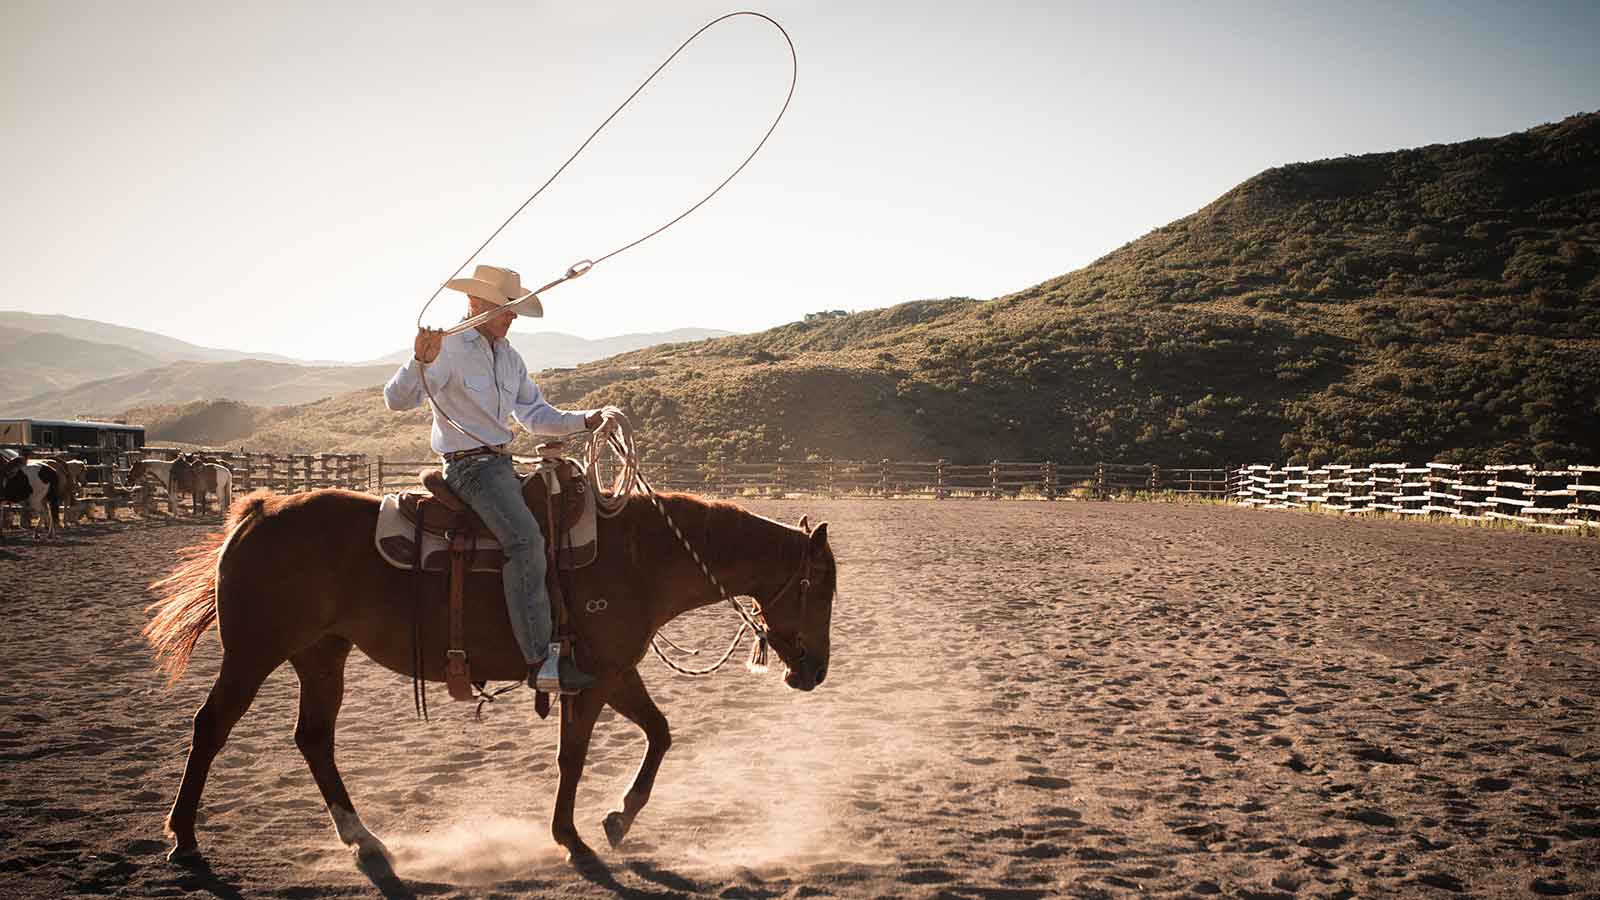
[0,326,167,399]
[4,360,397,419]
[0,311,325,365]
[362,328,735,369]
[1,313,735,416]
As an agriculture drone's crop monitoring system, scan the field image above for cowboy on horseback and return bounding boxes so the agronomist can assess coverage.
[383,264,602,693]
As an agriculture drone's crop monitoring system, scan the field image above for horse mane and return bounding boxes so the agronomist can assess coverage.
[629,491,804,571]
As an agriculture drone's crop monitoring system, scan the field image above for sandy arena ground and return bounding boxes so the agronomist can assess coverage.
[1,499,1597,899]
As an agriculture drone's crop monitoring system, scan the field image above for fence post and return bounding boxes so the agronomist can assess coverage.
[1150,464,1160,494]
[1044,461,1056,500]
[879,459,891,498]
[826,459,836,498]
[774,458,785,499]
[936,459,947,500]
[990,459,1001,499]
[1096,462,1106,500]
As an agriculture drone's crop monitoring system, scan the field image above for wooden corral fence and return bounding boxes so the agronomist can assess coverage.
[1233,463,1600,533]
[0,444,369,524]
[369,457,1233,500]
[129,448,368,514]
[134,449,369,494]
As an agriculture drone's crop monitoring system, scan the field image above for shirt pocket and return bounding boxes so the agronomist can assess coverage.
[465,373,514,418]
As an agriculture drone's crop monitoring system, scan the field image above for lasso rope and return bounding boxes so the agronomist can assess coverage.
[413,11,797,451]
[581,411,772,676]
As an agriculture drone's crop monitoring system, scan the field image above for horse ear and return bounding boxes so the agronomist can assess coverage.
[808,522,828,549]
[797,515,810,533]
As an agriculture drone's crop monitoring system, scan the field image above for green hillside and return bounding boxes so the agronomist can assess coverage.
[143,113,1600,466]
[532,113,1599,466]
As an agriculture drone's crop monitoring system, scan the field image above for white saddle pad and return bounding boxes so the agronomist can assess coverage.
[373,463,598,572]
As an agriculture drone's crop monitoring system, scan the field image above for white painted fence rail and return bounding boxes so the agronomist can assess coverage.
[1232,462,1599,533]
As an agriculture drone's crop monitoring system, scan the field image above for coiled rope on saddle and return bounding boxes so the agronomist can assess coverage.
[413,11,797,452]
[582,411,772,676]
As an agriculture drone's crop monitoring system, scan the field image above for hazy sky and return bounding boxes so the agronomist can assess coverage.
[4,1,1597,362]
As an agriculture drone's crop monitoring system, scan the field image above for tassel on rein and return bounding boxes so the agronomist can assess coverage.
[746,634,771,674]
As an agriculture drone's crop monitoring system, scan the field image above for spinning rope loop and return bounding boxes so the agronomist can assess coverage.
[414,11,797,452]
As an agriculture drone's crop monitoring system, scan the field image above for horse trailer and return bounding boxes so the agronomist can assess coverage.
[0,418,146,452]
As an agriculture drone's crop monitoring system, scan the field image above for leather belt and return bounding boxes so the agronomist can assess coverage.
[442,444,508,462]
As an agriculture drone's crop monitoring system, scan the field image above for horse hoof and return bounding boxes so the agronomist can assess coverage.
[564,842,598,866]
[344,827,392,863]
[602,811,630,849]
[167,843,202,865]
[353,837,391,866]
[351,835,396,879]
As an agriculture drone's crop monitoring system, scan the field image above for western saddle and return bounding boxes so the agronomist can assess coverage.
[402,443,593,714]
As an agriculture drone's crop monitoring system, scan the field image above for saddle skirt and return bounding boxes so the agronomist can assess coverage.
[373,457,599,573]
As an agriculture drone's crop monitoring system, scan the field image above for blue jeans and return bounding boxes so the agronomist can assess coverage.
[443,454,549,664]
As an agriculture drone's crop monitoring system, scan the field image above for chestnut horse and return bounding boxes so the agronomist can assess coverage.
[145,487,835,869]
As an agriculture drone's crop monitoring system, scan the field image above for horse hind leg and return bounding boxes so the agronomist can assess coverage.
[165,648,280,862]
[289,637,391,869]
[601,669,671,849]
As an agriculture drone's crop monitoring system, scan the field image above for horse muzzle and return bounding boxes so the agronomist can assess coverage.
[784,660,828,692]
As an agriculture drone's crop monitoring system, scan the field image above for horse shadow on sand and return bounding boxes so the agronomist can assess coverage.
[350,850,707,900]
[169,857,247,900]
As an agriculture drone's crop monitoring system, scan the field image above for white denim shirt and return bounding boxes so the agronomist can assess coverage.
[383,329,590,455]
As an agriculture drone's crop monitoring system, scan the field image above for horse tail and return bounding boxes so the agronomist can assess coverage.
[219,467,232,510]
[144,490,270,684]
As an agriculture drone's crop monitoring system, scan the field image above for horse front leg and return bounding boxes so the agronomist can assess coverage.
[601,668,671,849]
[553,687,607,862]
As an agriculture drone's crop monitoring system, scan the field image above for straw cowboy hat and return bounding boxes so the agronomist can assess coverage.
[445,265,544,317]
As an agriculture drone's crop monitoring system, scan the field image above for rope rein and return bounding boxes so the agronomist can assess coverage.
[412,11,796,451]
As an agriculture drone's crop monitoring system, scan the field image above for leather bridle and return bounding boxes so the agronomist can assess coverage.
[750,539,816,663]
